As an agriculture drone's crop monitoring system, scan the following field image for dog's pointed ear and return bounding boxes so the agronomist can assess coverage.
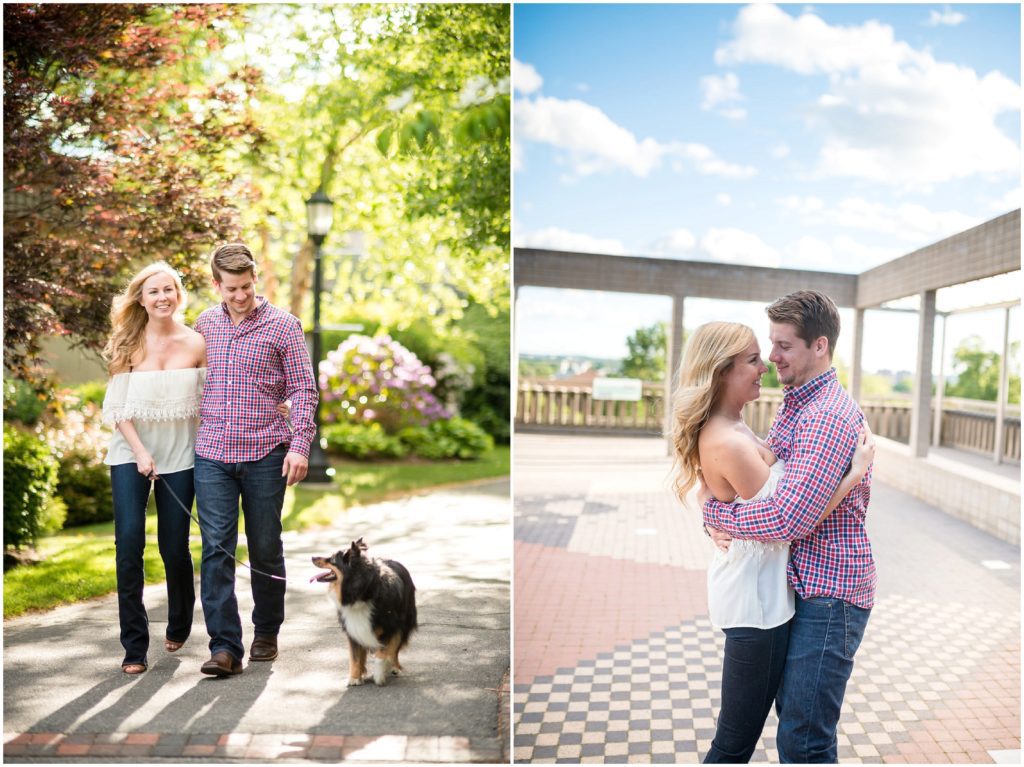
[349,538,367,558]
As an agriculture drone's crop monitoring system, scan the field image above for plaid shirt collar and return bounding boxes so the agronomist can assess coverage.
[217,296,268,324]
[783,366,837,408]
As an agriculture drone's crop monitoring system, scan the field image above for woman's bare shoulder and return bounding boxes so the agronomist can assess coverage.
[699,418,748,454]
[180,324,204,346]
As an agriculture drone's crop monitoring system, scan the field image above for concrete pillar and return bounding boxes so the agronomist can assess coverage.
[664,295,685,452]
[910,290,936,458]
[994,306,1011,464]
[932,314,947,447]
[850,308,865,402]
[512,285,520,423]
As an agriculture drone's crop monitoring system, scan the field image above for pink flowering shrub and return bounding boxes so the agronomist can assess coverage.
[319,334,449,434]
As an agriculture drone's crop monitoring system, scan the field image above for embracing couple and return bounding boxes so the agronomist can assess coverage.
[101,244,318,677]
[670,290,877,764]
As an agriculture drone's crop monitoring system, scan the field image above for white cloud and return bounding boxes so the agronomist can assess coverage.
[513,58,543,95]
[647,228,697,257]
[700,72,747,119]
[716,192,733,206]
[515,95,757,179]
[512,137,524,172]
[989,186,1022,213]
[777,194,982,244]
[828,198,980,243]
[700,227,782,268]
[926,7,966,27]
[715,3,1020,185]
[514,226,627,255]
[777,194,825,215]
[514,96,664,176]
[771,143,791,158]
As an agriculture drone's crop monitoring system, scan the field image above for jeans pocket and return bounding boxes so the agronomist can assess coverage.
[843,603,870,660]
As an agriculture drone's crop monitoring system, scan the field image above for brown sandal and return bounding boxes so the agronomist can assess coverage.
[121,662,147,675]
[165,639,185,653]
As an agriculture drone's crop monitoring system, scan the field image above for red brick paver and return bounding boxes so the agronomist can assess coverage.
[3,731,495,762]
[513,434,1021,764]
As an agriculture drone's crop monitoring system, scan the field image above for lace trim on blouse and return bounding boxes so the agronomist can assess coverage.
[102,368,204,426]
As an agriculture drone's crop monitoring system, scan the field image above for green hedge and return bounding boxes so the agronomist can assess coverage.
[323,417,493,461]
[398,417,494,460]
[59,449,114,528]
[3,378,47,426]
[3,423,61,549]
[321,421,407,460]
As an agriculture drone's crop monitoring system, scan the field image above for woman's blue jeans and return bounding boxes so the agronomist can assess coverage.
[704,620,791,763]
[194,444,288,662]
[110,464,196,667]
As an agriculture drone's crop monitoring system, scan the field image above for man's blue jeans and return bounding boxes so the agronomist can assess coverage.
[194,444,288,662]
[110,465,195,667]
[776,595,871,763]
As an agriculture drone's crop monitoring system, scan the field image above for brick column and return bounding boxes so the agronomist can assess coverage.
[512,285,520,423]
[664,294,684,453]
[910,290,936,457]
[932,313,947,447]
[850,307,865,402]
[994,306,1011,464]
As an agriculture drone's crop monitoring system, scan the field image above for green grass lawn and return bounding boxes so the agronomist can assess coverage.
[4,446,509,619]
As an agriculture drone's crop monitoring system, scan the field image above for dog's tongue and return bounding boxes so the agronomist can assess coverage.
[310,570,333,583]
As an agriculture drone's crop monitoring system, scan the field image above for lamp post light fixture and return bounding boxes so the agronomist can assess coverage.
[304,187,335,484]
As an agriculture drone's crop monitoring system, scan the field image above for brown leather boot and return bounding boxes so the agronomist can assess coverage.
[249,634,278,662]
[200,651,243,676]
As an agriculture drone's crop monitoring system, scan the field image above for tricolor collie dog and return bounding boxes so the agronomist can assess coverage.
[311,538,417,686]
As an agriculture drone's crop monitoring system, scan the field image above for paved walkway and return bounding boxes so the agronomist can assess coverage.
[4,479,510,763]
[513,434,1021,764]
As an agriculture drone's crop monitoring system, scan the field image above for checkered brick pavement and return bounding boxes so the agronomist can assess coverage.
[514,434,1020,764]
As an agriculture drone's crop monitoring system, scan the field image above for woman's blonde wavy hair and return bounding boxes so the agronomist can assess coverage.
[669,321,756,503]
[102,262,186,374]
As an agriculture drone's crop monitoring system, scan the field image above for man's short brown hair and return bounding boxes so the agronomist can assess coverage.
[210,243,257,282]
[766,290,840,359]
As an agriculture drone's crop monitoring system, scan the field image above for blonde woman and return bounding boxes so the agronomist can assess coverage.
[101,262,205,675]
[101,262,289,675]
[670,321,873,763]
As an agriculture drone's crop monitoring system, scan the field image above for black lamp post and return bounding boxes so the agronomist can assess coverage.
[304,187,334,483]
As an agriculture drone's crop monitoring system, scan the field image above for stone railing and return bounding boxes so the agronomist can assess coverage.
[516,382,1020,463]
[516,382,665,434]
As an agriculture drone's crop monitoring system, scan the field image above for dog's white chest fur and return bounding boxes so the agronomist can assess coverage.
[338,600,382,650]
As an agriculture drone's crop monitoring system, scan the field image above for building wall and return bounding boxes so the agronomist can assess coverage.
[872,436,1020,545]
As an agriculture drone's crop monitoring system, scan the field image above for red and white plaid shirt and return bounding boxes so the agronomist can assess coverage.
[195,298,317,463]
[703,368,877,608]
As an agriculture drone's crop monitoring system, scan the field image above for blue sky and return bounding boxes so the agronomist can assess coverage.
[513,3,1021,374]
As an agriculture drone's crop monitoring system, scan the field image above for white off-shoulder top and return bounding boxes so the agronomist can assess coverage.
[706,460,795,630]
[102,368,206,475]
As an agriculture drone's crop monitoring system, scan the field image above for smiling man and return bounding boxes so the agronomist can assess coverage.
[193,243,318,677]
[702,290,877,763]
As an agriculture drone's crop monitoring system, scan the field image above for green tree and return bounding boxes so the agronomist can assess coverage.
[204,3,509,327]
[620,322,667,382]
[945,335,1021,403]
[762,364,781,389]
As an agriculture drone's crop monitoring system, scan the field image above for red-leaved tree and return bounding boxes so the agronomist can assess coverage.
[3,3,264,379]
